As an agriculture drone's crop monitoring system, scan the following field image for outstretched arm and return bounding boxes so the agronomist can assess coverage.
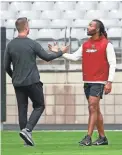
[62,45,82,61]
[34,42,63,62]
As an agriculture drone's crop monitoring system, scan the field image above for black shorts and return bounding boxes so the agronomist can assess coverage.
[84,83,105,99]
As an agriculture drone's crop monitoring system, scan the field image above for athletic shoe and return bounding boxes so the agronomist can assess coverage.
[92,136,108,145]
[79,135,92,146]
[19,128,34,146]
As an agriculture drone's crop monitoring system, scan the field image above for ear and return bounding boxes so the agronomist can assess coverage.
[25,26,28,31]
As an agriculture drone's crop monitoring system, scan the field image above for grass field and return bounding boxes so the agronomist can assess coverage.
[1,131,122,155]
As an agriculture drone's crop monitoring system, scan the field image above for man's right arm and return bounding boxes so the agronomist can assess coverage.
[62,46,82,61]
[34,42,63,62]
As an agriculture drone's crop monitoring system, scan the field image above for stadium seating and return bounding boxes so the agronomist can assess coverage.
[70,41,79,53]
[75,1,97,10]
[62,11,85,19]
[85,10,108,19]
[27,29,39,40]
[5,19,16,28]
[107,28,122,38]
[1,1,122,69]
[41,10,62,19]
[51,29,62,40]
[54,2,75,10]
[9,2,32,11]
[6,29,14,40]
[37,29,60,40]
[108,10,122,19]
[71,28,87,39]
[31,2,54,11]
[72,19,90,27]
[97,1,119,10]
[50,19,72,28]
[17,11,40,20]
[0,20,5,27]
[29,20,50,28]
[120,2,122,9]
[110,40,120,48]
[99,19,120,27]
[1,2,9,10]
[0,11,16,20]
[119,20,122,26]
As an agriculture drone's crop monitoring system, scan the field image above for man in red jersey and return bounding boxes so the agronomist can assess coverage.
[49,19,116,146]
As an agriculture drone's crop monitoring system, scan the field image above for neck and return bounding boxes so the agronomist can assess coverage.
[91,34,100,40]
[18,32,27,38]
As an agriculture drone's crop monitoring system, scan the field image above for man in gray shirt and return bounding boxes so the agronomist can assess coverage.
[4,17,68,146]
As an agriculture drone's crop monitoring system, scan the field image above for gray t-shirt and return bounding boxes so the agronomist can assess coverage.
[4,37,62,87]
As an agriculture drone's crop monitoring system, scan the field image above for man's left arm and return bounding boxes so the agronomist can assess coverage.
[4,45,13,78]
[104,43,116,94]
[106,42,116,83]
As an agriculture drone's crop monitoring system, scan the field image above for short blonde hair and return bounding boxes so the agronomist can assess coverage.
[15,17,28,32]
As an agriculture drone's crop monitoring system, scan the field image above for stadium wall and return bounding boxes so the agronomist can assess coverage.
[3,71,122,128]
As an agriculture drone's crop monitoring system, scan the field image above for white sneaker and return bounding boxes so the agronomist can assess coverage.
[19,128,34,146]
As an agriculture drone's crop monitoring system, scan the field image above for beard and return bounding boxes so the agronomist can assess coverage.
[87,29,97,36]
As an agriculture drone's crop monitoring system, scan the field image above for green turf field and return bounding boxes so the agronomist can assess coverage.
[1,131,122,155]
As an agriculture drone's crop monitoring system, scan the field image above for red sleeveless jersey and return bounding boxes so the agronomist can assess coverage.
[82,36,109,81]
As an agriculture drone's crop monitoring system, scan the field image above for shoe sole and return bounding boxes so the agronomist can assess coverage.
[92,141,108,145]
[92,142,108,146]
[79,143,92,146]
[24,143,32,147]
[19,132,34,146]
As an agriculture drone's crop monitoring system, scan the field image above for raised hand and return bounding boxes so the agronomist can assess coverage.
[48,42,70,54]
[60,45,70,53]
[48,42,59,53]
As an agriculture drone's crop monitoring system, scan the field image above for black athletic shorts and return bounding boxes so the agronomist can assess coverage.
[84,83,105,99]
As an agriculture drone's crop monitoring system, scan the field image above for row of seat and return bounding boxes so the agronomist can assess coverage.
[1,10,122,20]
[37,40,122,63]
[35,40,122,67]
[1,1,122,11]
[1,19,122,28]
[6,28,122,40]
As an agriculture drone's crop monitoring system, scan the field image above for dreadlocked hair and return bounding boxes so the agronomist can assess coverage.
[92,19,107,39]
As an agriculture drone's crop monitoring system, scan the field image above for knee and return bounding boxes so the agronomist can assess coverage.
[97,108,101,114]
[88,104,97,114]
[41,104,45,113]
[34,104,45,112]
[97,109,103,119]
